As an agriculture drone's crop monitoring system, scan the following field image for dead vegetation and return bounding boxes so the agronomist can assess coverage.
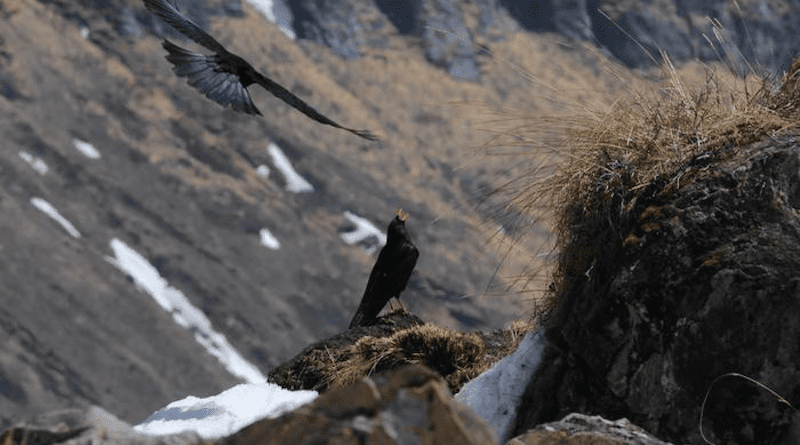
[327,320,535,392]
[490,48,800,322]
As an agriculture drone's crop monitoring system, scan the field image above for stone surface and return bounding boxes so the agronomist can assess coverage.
[224,364,497,445]
[513,136,800,444]
[507,413,673,445]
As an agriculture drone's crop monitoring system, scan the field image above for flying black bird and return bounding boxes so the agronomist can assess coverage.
[143,0,376,141]
[349,210,419,329]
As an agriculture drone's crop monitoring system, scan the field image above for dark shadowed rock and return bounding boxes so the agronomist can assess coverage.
[507,413,673,445]
[512,135,800,444]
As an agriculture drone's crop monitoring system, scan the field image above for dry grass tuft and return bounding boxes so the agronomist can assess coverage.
[327,323,490,392]
[491,50,800,322]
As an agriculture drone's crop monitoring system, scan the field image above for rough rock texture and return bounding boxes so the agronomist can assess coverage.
[512,136,800,444]
[507,413,673,445]
[226,364,496,445]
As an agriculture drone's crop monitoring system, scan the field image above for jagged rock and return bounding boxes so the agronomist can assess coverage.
[225,364,496,445]
[512,137,800,444]
[507,413,673,445]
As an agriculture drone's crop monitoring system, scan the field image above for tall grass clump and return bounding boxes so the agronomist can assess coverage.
[493,51,800,322]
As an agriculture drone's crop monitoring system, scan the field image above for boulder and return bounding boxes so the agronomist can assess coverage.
[507,413,673,445]
[512,136,800,444]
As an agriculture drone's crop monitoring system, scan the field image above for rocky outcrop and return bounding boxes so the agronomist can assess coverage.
[507,413,673,445]
[512,136,800,444]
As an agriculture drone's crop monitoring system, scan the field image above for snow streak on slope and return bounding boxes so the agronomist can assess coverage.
[19,151,48,175]
[340,211,386,254]
[72,138,101,159]
[105,238,267,385]
[259,228,280,249]
[135,382,317,438]
[245,0,295,40]
[268,143,314,193]
[456,330,546,441]
[30,197,81,238]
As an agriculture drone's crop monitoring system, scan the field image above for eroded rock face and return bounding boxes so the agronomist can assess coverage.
[513,136,800,444]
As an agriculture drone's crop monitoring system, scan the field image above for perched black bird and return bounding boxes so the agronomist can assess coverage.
[349,210,419,329]
[143,0,376,141]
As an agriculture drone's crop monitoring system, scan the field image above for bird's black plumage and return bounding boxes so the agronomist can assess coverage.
[143,0,376,140]
[349,211,419,329]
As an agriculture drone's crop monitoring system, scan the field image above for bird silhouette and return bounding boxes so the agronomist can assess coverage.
[349,210,419,329]
[143,0,376,141]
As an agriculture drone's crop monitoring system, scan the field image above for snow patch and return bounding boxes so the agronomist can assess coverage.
[455,330,547,442]
[340,211,386,254]
[30,197,81,238]
[135,382,317,438]
[19,151,48,175]
[244,0,296,40]
[105,239,266,385]
[268,143,313,193]
[72,138,100,159]
[255,164,270,179]
[259,228,280,250]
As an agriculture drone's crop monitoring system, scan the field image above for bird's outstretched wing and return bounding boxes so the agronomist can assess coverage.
[250,71,378,141]
[162,40,260,114]
[144,0,378,141]
[143,0,227,54]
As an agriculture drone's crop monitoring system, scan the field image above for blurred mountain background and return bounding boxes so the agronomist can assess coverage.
[0,0,797,429]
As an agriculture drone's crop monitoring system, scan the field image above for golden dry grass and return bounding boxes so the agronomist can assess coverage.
[326,320,536,392]
[491,47,800,320]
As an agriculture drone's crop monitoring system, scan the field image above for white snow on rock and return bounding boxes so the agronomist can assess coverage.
[72,138,101,159]
[30,197,81,238]
[259,228,280,250]
[339,211,386,254]
[245,0,296,40]
[135,382,317,438]
[455,330,547,442]
[19,151,48,175]
[105,238,267,385]
[268,143,314,193]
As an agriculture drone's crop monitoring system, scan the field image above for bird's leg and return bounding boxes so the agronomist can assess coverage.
[394,298,406,312]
